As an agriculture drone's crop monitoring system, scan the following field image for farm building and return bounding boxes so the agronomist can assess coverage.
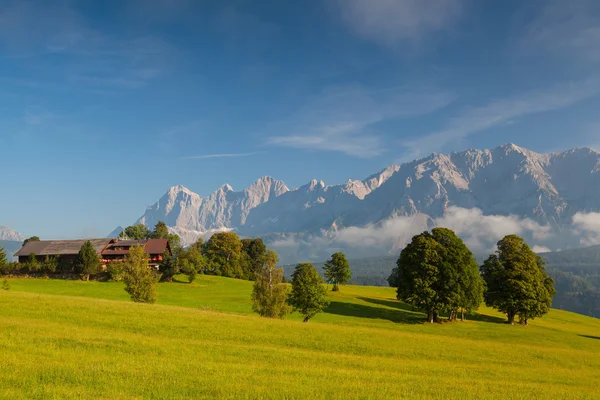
[14,238,171,269]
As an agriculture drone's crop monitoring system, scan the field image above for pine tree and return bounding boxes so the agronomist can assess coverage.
[152,221,169,239]
[0,248,7,274]
[481,235,556,325]
[287,263,329,322]
[76,241,101,281]
[251,250,290,318]
[123,245,158,303]
[323,252,351,292]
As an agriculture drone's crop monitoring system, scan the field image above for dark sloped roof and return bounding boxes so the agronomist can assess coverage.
[14,239,112,257]
[144,238,169,255]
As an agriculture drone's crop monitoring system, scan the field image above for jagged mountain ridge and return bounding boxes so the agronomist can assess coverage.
[133,144,600,244]
[0,226,25,242]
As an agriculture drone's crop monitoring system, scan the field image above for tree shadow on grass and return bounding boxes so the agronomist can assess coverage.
[354,297,507,325]
[170,277,190,284]
[325,297,424,324]
[579,335,600,340]
[465,313,507,324]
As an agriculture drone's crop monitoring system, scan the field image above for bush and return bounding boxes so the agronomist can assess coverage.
[0,262,18,276]
[107,262,125,281]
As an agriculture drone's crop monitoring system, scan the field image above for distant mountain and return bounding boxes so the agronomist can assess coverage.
[107,226,124,238]
[0,226,25,242]
[0,240,23,260]
[122,144,600,259]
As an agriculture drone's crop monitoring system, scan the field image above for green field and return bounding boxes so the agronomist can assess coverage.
[1,276,600,399]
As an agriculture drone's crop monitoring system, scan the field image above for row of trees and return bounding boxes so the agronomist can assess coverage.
[388,229,555,325]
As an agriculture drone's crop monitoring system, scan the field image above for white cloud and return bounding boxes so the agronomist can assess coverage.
[335,0,463,47]
[434,207,551,255]
[268,85,454,157]
[532,245,551,254]
[572,211,600,246]
[403,79,600,157]
[269,207,553,262]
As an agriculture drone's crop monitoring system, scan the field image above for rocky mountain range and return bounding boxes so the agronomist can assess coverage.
[128,144,600,261]
[0,226,25,243]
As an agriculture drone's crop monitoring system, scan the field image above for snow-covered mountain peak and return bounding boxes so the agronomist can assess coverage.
[218,183,233,193]
[126,144,600,250]
[306,179,325,191]
[168,185,198,198]
[0,226,25,242]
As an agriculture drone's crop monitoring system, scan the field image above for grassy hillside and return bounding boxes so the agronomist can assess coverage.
[295,252,600,318]
[1,276,600,399]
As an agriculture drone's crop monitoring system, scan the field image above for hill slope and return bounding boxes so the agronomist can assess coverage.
[2,276,600,399]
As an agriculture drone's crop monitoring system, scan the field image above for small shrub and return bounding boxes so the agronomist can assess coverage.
[2,279,10,291]
[107,261,125,281]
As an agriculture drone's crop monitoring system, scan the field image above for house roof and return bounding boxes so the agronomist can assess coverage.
[144,238,169,255]
[14,238,171,258]
[14,239,112,257]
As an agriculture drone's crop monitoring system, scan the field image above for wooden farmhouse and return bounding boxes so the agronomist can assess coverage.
[14,238,171,269]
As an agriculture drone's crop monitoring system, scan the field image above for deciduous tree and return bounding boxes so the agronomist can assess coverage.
[323,252,351,292]
[396,233,445,323]
[204,232,243,278]
[120,224,152,240]
[241,238,267,279]
[251,250,290,318]
[395,228,484,323]
[481,235,556,325]
[287,263,329,322]
[123,245,159,303]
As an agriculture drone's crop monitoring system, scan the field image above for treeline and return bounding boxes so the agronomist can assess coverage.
[115,222,280,283]
[388,229,555,325]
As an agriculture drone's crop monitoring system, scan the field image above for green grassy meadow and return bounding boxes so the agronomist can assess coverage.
[1,276,600,399]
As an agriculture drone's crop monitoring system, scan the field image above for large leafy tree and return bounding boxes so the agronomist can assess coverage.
[251,250,290,318]
[76,240,101,281]
[287,263,329,322]
[241,238,267,279]
[123,245,158,303]
[323,252,351,292]
[204,232,243,278]
[481,235,556,325]
[395,228,484,323]
[177,240,207,283]
[396,232,445,323]
[430,228,484,321]
[120,224,152,240]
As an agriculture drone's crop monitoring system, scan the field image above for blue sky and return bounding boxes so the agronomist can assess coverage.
[1,0,600,238]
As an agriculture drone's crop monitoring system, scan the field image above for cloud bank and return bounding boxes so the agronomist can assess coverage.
[269,206,554,263]
[572,211,600,246]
